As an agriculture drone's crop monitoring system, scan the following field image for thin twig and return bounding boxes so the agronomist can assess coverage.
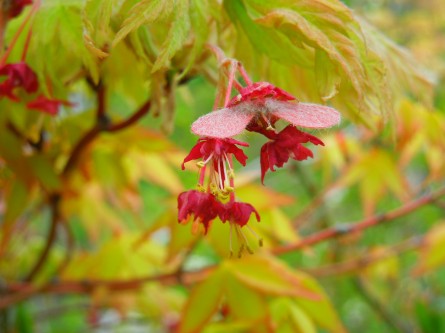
[62,99,151,176]
[275,186,445,255]
[23,194,60,282]
[305,236,422,277]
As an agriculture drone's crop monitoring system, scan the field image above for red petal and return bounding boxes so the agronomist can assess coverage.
[219,201,260,227]
[27,95,71,116]
[0,62,38,100]
[181,141,205,169]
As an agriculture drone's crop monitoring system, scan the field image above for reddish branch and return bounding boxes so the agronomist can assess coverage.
[305,236,422,277]
[22,85,151,287]
[23,194,61,282]
[62,99,151,176]
[1,186,444,309]
[273,186,445,255]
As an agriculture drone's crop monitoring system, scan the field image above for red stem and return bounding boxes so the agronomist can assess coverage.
[274,187,445,255]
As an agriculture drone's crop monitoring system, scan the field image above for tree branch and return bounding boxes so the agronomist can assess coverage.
[23,194,60,282]
[305,236,422,277]
[62,98,151,176]
[274,186,445,255]
[1,186,444,309]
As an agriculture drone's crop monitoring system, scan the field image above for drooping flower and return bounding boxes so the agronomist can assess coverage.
[182,137,248,170]
[177,190,224,234]
[178,55,340,255]
[259,125,324,183]
[0,62,38,101]
[182,137,248,190]
[26,95,72,116]
[219,201,260,227]
[191,82,340,139]
[218,201,261,256]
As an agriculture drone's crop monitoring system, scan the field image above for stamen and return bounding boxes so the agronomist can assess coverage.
[198,165,207,186]
[229,223,233,258]
[202,152,214,165]
[246,225,263,247]
[261,114,275,131]
[217,160,224,190]
[222,153,230,186]
[234,224,254,257]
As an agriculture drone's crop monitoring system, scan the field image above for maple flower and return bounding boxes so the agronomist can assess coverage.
[259,125,324,183]
[0,62,38,101]
[219,201,261,256]
[27,95,72,116]
[191,81,340,139]
[177,190,224,234]
[182,137,248,191]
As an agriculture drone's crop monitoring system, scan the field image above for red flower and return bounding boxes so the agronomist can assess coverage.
[260,125,324,183]
[191,82,340,139]
[219,201,260,227]
[182,137,248,170]
[0,62,38,101]
[7,0,33,18]
[26,95,72,116]
[177,190,224,234]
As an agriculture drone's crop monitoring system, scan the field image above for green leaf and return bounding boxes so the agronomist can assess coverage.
[179,0,210,78]
[15,303,34,333]
[112,0,174,48]
[224,0,312,67]
[152,0,191,73]
[178,269,226,333]
[28,155,61,192]
[270,298,317,333]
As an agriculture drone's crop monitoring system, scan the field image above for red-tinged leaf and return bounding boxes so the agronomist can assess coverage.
[413,222,445,276]
[226,256,318,300]
[178,269,226,333]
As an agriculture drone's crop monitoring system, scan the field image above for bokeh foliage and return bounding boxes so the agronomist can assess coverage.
[1,0,445,332]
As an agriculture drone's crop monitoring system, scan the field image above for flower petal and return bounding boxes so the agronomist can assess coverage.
[191,107,254,138]
[268,101,341,129]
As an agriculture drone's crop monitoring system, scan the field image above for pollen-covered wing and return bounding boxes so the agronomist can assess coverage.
[269,101,341,129]
[191,107,255,138]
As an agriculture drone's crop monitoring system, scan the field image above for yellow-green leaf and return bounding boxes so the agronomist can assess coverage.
[226,255,317,299]
[178,269,226,333]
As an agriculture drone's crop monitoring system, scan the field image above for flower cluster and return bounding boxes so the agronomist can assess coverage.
[0,1,70,115]
[178,58,340,256]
